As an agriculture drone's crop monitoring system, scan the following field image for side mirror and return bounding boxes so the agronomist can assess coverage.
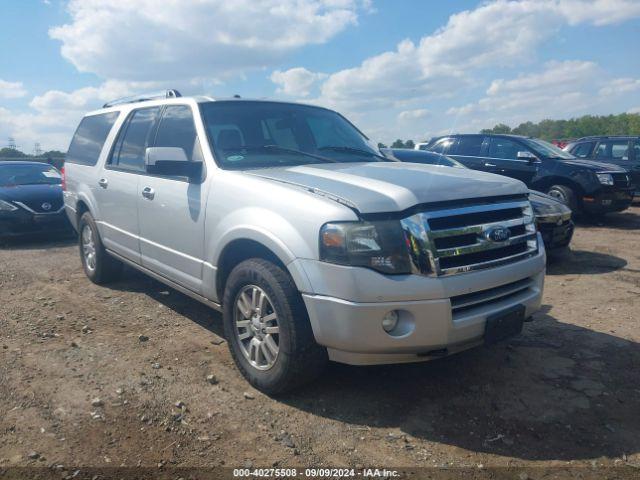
[145,147,202,178]
[517,151,539,164]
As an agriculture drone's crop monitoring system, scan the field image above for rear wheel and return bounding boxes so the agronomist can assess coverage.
[78,212,122,284]
[547,184,578,212]
[223,258,327,394]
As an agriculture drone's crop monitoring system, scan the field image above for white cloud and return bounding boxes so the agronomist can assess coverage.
[270,68,327,97]
[555,0,640,26]
[0,81,162,151]
[629,107,640,114]
[0,79,27,99]
[50,0,364,81]
[314,0,640,112]
[445,61,640,134]
[398,109,429,122]
[448,61,600,117]
[599,77,640,96]
[280,0,640,143]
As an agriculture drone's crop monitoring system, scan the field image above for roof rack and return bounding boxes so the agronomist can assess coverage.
[579,134,637,139]
[102,89,182,108]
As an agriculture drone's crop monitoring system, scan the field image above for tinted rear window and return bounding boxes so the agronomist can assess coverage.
[67,112,119,166]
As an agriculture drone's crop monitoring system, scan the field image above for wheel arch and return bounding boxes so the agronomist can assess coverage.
[531,176,585,197]
[212,234,312,304]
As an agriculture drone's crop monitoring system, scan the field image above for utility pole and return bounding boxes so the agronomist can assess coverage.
[34,142,42,156]
[7,137,17,150]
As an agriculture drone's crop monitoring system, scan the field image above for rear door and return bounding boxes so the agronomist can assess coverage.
[137,104,210,294]
[95,106,161,263]
[483,137,539,185]
[447,135,488,171]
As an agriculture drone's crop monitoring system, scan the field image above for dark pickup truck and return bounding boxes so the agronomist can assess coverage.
[421,134,634,216]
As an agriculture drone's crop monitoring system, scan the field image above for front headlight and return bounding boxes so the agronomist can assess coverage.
[319,220,412,274]
[0,199,18,212]
[596,173,614,186]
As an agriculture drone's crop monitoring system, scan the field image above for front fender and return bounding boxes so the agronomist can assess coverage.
[204,207,319,301]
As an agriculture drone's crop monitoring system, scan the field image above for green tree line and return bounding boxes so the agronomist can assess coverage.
[480,112,640,140]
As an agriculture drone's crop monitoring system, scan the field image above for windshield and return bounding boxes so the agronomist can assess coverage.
[522,138,575,160]
[0,163,62,187]
[200,101,384,169]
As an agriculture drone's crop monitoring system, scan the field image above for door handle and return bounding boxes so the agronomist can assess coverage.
[484,162,497,167]
[98,178,108,188]
[141,186,155,200]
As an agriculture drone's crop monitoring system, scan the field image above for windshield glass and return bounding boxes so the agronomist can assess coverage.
[200,101,384,169]
[522,138,575,159]
[0,163,62,187]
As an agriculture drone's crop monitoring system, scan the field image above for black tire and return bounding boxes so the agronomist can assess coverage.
[78,212,122,284]
[223,258,327,394]
[547,184,578,212]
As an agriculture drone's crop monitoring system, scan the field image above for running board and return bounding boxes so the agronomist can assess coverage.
[106,250,223,313]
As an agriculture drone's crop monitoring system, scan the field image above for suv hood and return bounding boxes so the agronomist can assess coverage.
[553,158,627,172]
[246,162,528,214]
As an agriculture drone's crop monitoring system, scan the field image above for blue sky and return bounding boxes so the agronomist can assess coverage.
[1,0,640,151]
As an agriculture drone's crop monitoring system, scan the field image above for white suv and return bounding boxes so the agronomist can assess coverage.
[63,91,545,393]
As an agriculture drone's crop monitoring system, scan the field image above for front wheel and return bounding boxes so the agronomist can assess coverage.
[547,184,578,212]
[78,212,122,284]
[223,258,327,394]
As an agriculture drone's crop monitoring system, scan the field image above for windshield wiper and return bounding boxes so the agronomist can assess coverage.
[318,146,389,161]
[222,145,337,163]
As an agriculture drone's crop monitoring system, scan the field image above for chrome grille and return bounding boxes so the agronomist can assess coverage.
[400,198,538,276]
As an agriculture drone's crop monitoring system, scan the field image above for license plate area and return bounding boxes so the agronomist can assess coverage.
[484,304,525,345]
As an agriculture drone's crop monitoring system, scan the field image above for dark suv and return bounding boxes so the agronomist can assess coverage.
[422,134,634,215]
[563,136,640,196]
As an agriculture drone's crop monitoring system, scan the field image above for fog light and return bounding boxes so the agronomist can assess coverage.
[382,310,399,332]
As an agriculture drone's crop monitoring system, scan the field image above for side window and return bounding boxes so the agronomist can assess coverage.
[634,140,640,158]
[154,105,203,162]
[595,140,630,160]
[571,142,594,158]
[109,107,161,172]
[66,112,119,166]
[431,138,455,154]
[488,137,523,160]
[455,136,484,156]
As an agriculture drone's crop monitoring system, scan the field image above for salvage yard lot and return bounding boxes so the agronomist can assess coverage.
[1,207,639,472]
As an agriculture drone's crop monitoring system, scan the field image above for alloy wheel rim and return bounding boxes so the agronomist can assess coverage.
[81,224,97,272]
[548,189,567,203]
[234,285,280,371]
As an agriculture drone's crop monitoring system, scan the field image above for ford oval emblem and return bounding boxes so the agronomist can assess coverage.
[41,202,52,211]
[485,226,511,242]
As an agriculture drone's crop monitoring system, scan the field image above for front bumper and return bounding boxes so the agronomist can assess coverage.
[582,188,634,214]
[294,238,546,365]
[0,210,72,237]
[537,217,574,250]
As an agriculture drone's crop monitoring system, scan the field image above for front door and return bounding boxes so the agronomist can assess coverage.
[137,105,209,294]
[482,137,539,185]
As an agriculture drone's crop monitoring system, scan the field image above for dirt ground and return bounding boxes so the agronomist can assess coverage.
[1,206,639,478]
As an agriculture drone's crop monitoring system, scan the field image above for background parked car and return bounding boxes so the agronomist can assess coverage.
[384,148,574,254]
[0,161,71,239]
[563,136,640,197]
[421,134,634,216]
